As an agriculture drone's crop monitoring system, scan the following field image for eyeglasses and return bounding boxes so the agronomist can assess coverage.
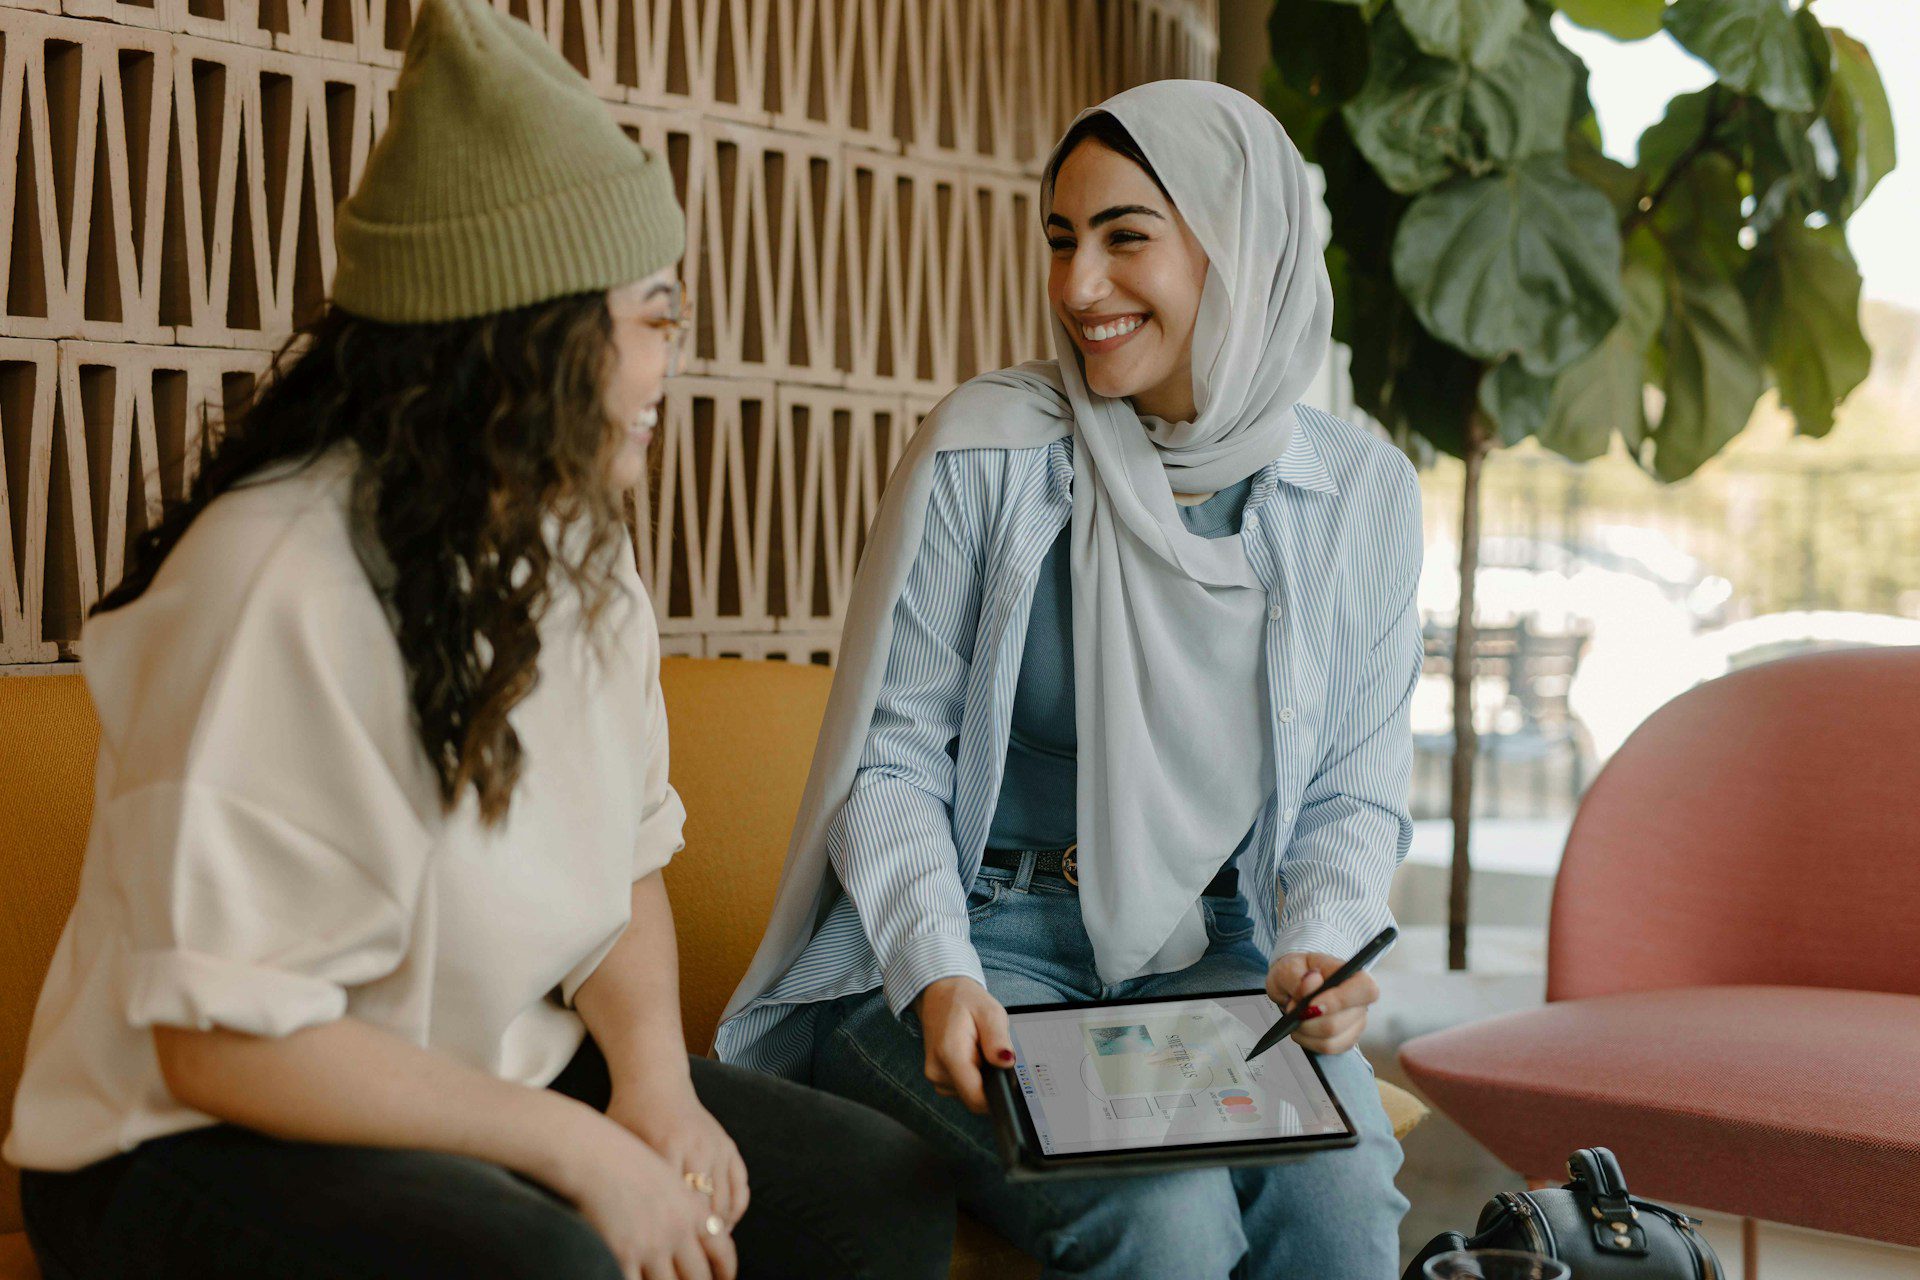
[646,305,696,376]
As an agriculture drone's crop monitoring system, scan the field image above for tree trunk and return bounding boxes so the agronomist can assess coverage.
[1448,413,1491,971]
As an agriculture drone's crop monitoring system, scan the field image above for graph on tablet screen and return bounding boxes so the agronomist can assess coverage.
[1006,994,1350,1156]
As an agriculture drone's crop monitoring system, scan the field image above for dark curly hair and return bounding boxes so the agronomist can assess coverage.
[94,293,630,826]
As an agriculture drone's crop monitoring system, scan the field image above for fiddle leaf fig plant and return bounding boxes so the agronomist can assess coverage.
[1265,0,1895,966]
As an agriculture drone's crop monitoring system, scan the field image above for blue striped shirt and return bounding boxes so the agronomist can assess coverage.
[714,406,1424,1078]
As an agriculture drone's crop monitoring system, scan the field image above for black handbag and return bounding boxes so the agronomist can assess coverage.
[1402,1148,1725,1280]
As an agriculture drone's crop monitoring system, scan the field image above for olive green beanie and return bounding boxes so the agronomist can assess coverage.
[332,0,684,323]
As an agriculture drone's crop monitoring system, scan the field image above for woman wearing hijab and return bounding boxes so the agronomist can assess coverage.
[715,81,1419,1277]
[2,3,956,1277]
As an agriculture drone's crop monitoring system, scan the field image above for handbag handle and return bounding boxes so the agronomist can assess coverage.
[1568,1146,1631,1203]
[1568,1147,1650,1257]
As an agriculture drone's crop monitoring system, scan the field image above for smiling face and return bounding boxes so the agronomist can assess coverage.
[1047,139,1211,423]
[601,267,683,491]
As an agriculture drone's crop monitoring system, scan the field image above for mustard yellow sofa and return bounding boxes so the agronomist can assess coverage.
[0,658,1424,1279]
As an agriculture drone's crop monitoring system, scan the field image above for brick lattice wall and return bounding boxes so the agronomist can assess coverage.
[0,0,1217,665]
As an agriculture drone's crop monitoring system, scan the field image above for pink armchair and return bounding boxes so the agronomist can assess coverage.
[1398,648,1920,1247]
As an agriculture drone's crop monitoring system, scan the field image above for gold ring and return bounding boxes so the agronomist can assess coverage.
[683,1171,716,1196]
[703,1213,725,1238]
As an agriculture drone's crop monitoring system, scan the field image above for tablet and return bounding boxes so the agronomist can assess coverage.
[985,988,1359,1179]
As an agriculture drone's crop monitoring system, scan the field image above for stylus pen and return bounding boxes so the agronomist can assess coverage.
[1245,925,1398,1061]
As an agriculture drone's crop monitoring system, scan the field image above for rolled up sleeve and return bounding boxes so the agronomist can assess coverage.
[109,781,423,1039]
[100,572,434,1039]
[631,638,687,881]
[127,949,349,1039]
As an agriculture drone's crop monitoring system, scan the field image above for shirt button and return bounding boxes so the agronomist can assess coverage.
[1283,807,1296,822]
[1244,514,1261,533]
[1279,707,1296,724]
[1267,602,1283,621]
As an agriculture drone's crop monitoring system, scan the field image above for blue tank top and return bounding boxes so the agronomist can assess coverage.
[985,476,1257,851]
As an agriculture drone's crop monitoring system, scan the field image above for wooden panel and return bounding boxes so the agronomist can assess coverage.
[0,0,1216,662]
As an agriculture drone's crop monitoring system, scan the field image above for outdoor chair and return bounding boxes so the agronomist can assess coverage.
[1416,616,1594,819]
[1399,647,1920,1249]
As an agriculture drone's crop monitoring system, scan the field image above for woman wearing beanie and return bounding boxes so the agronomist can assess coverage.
[1,1,954,1277]
[718,83,1416,1277]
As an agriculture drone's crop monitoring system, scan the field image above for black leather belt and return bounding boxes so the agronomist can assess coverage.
[982,843,1240,899]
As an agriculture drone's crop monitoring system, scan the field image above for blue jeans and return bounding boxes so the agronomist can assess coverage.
[812,858,1409,1280]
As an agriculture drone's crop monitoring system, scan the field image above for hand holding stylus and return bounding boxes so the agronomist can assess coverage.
[1257,925,1398,1058]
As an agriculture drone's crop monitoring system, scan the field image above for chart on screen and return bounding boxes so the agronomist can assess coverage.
[1006,994,1348,1156]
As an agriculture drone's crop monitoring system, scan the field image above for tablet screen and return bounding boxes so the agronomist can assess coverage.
[1002,991,1354,1159]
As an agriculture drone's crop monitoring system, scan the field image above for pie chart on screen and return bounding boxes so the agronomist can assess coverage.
[1217,1090,1261,1123]
[1215,1089,1304,1136]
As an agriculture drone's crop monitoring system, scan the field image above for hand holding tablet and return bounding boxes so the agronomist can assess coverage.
[915,976,1017,1115]
[984,990,1359,1179]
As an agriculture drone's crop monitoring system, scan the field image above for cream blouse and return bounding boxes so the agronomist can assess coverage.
[3,447,685,1170]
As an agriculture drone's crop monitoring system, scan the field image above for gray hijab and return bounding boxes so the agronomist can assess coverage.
[722,80,1333,1021]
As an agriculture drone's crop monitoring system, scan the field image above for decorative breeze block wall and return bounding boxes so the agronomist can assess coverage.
[0,0,1218,665]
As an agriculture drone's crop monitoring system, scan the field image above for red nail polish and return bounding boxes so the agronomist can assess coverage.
[998,1050,1015,1063]
[1305,1005,1324,1020]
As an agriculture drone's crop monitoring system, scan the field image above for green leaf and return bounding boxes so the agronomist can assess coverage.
[1392,156,1624,375]
[1317,114,1406,271]
[1262,64,1333,164]
[1642,228,1765,482]
[1478,360,1556,446]
[1343,16,1467,193]
[1568,125,1639,221]
[1744,221,1871,437]
[1792,7,1835,115]
[1639,72,1824,238]
[1652,150,1746,281]
[1635,88,1727,192]
[1665,0,1822,115]
[1398,0,1529,69]
[1269,0,1373,109]
[1395,321,1485,458]
[1342,304,1393,425]
[1454,11,1579,165]
[1765,11,1842,229]
[1823,26,1896,216]
[1748,101,1823,235]
[1553,0,1664,41]
[1343,12,1573,194]
[1336,250,1400,413]
[1561,28,1600,138]
[1335,251,1481,458]
[1342,278,1403,428]
[1538,252,1664,462]
[1327,244,1357,349]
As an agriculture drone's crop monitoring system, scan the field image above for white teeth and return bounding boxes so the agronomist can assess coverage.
[632,406,659,432]
[1081,315,1144,342]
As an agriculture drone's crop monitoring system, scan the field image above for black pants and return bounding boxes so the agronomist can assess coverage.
[20,1041,955,1280]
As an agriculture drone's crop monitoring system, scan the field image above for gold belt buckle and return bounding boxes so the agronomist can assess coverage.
[1060,843,1079,887]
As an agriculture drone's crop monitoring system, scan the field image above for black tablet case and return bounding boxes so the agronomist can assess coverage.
[984,990,1361,1181]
